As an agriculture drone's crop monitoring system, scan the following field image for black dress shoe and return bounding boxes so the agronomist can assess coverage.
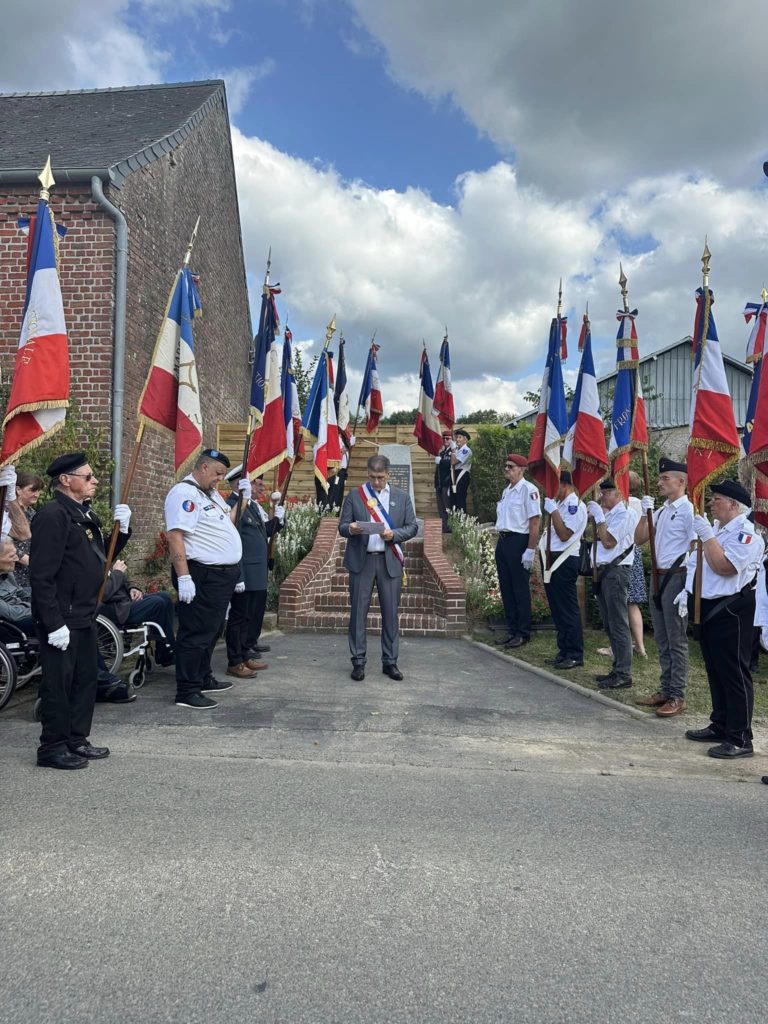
[685,725,725,742]
[557,659,584,670]
[382,664,404,680]
[761,776,768,785]
[708,742,754,759]
[249,644,271,655]
[505,636,529,649]
[70,741,110,760]
[597,675,632,689]
[595,673,615,683]
[545,656,566,666]
[495,634,516,646]
[37,750,88,770]
[350,666,365,681]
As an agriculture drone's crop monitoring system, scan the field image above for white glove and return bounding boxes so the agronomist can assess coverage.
[435,456,441,465]
[238,477,251,495]
[673,590,689,619]
[176,574,196,603]
[587,500,605,524]
[47,625,70,650]
[544,497,558,515]
[274,505,285,522]
[0,465,17,502]
[693,514,715,543]
[521,548,535,570]
[641,495,654,513]
[234,581,246,594]
[349,435,357,447]
[113,503,131,534]
[449,440,457,450]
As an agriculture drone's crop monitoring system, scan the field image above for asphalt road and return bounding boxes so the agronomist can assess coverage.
[1,634,766,1024]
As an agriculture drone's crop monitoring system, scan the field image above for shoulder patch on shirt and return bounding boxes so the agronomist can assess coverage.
[181,500,196,512]
[531,491,539,501]
[737,532,753,544]
[567,503,578,514]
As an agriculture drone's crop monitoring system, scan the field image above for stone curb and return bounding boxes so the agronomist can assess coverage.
[462,636,651,722]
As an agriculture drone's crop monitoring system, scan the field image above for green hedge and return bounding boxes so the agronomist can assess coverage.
[469,423,533,522]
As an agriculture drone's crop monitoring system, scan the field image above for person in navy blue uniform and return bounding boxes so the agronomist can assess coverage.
[31,453,132,770]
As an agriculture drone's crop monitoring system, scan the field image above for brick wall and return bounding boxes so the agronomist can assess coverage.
[421,519,467,636]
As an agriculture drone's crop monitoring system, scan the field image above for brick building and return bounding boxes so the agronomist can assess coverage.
[0,80,252,559]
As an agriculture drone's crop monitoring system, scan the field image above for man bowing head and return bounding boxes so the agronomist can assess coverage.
[339,454,418,681]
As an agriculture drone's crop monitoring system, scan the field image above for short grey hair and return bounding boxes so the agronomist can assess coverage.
[368,455,390,473]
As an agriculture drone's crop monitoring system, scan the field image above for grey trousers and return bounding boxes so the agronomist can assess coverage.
[649,571,688,699]
[596,564,632,681]
[348,552,403,666]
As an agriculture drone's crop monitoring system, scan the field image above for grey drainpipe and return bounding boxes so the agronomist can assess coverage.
[90,176,127,503]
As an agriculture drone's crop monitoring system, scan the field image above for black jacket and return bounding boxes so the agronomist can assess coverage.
[30,492,130,633]
[226,495,280,591]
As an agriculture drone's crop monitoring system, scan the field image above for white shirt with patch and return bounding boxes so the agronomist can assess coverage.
[596,502,638,566]
[454,444,472,471]
[652,495,695,568]
[687,513,764,598]
[165,478,243,565]
[549,494,588,552]
[496,479,541,533]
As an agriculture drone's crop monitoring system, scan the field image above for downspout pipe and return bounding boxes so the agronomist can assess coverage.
[90,175,128,504]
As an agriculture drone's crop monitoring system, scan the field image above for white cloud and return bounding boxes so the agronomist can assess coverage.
[211,61,275,115]
[347,0,768,195]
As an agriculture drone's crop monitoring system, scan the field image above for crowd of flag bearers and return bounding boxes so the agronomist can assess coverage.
[1,161,768,782]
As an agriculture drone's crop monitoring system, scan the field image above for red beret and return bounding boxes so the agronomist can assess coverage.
[506,453,528,467]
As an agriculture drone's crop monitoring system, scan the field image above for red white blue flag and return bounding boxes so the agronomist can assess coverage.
[334,334,351,442]
[247,283,287,478]
[433,333,455,429]
[1,198,70,466]
[302,349,341,493]
[741,298,768,523]
[562,312,609,497]
[357,342,383,433]
[608,309,648,499]
[413,347,443,456]
[528,315,568,498]
[137,265,203,477]
[277,326,305,486]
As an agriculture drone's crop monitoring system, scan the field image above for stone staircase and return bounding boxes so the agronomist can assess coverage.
[279,518,466,637]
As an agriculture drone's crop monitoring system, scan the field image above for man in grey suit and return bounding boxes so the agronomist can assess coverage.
[339,454,418,681]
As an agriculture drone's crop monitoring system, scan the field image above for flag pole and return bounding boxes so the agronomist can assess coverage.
[351,328,376,435]
[100,217,201,592]
[545,280,564,567]
[693,239,711,627]
[619,263,659,601]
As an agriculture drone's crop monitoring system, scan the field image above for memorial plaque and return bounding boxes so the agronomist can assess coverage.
[379,443,416,513]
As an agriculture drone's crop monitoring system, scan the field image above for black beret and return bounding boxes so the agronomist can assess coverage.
[559,470,572,484]
[710,479,751,506]
[200,448,231,468]
[454,428,471,440]
[659,457,687,474]
[46,452,87,477]
[599,478,617,490]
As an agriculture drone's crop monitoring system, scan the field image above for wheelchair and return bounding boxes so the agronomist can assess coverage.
[0,619,42,713]
[96,614,170,688]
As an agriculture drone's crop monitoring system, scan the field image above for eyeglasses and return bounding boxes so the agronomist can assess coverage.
[65,472,96,481]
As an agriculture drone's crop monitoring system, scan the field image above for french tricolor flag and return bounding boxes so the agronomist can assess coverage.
[433,333,455,429]
[528,315,568,498]
[1,198,70,467]
[562,313,608,497]
[247,283,287,478]
[358,342,383,433]
[413,347,443,456]
[137,265,203,477]
[302,350,341,493]
[278,327,305,486]
[608,309,648,500]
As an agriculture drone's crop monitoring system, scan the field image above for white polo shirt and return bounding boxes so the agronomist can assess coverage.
[688,514,764,598]
[454,444,472,472]
[549,493,587,552]
[652,495,694,568]
[165,478,242,565]
[496,479,541,533]
[596,502,638,566]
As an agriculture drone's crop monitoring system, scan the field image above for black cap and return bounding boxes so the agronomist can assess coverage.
[46,452,88,477]
[659,457,687,474]
[454,428,471,441]
[599,478,617,490]
[200,448,231,468]
[710,479,751,506]
[559,470,572,484]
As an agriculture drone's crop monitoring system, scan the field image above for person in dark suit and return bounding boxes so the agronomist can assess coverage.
[30,452,131,770]
[99,559,176,667]
[225,477,284,677]
[338,454,418,681]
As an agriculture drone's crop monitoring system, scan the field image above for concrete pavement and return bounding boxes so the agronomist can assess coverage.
[1,633,766,1024]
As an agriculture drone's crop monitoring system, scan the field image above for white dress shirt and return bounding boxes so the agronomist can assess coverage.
[496,479,541,533]
[687,513,765,598]
[549,493,588,552]
[165,478,243,565]
[652,495,694,568]
[366,484,390,552]
[596,502,638,566]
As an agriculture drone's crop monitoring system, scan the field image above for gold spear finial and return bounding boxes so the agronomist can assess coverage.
[38,156,55,202]
[619,262,630,313]
[183,216,200,266]
[557,278,563,318]
[701,237,711,288]
[324,314,337,349]
[263,246,272,290]
[761,285,767,305]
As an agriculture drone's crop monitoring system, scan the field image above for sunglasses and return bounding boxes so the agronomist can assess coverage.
[65,472,96,481]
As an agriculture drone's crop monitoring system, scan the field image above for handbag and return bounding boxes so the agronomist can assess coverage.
[577,537,592,577]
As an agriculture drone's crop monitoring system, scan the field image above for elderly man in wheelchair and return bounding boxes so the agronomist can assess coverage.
[99,558,176,681]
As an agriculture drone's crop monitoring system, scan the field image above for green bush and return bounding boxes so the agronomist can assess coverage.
[267,499,338,609]
[470,423,533,522]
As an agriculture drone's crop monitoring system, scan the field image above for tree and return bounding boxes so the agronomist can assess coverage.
[456,409,514,424]
[380,409,419,425]
[292,347,318,413]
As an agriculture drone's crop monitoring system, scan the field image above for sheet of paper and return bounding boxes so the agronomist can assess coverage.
[355,521,386,535]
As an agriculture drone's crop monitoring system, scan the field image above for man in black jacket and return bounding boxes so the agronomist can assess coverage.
[31,453,131,770]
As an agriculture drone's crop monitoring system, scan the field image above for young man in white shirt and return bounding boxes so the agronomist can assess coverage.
[494,453,541,648]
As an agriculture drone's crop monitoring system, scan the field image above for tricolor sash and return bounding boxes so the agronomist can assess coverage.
[359,483,407,584]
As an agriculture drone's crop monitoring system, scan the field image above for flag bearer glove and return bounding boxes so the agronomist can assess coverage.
[673,590,689,619]
[48,625,70,650]
[349,435,357,446]
[641,495,655,513]
[234,582,246,594]
[587,501,605,524]
[434,456,441,465]
[0,465,17,502]
[176,575,196,604]
[693,515,715,543]
[544,497,558,515]
[274,505,286,522]
[113,503,131,533]
[238,478,251,495]
[521,548,535,571]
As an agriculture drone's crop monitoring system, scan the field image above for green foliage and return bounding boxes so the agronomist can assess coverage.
[293,347,318,412]
[469,423,532,522]
[267,498,337,609]
[380,408,419,425]
[456,409,514,424]
[138,530,171,593]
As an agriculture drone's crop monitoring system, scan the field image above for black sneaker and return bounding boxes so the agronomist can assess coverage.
[175,692,218,709]
[201,677,233,693]
[597,675,632,689]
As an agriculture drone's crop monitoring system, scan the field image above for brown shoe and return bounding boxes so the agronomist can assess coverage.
[245,659,269,671]
[634,692,667,707]
[656,697,686,717]
[226,663,258,678]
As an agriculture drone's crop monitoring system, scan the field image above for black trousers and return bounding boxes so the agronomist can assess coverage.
[495,532,531,639]
[445,473,470,515]
[435,486,450,530]
[225,589,267,665]
[123,592,176,663]
[173,561,240,698]
[328,467,348,510]
[37,624,98,755]
[699,589,755,746]
[543,555,583,661]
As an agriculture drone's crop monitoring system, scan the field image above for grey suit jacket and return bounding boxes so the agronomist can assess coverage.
[339,484,418,578]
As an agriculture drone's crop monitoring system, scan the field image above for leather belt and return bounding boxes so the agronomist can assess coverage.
[498,530,527,536]
[657,566,686,574]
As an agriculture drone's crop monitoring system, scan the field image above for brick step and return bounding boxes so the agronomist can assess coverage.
[315,590,431,610]
[284,610,447,636]
[332,556,425,571]
[328,570,424,590]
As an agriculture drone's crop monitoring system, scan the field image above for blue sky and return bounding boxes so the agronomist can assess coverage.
[3,0,768,415]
